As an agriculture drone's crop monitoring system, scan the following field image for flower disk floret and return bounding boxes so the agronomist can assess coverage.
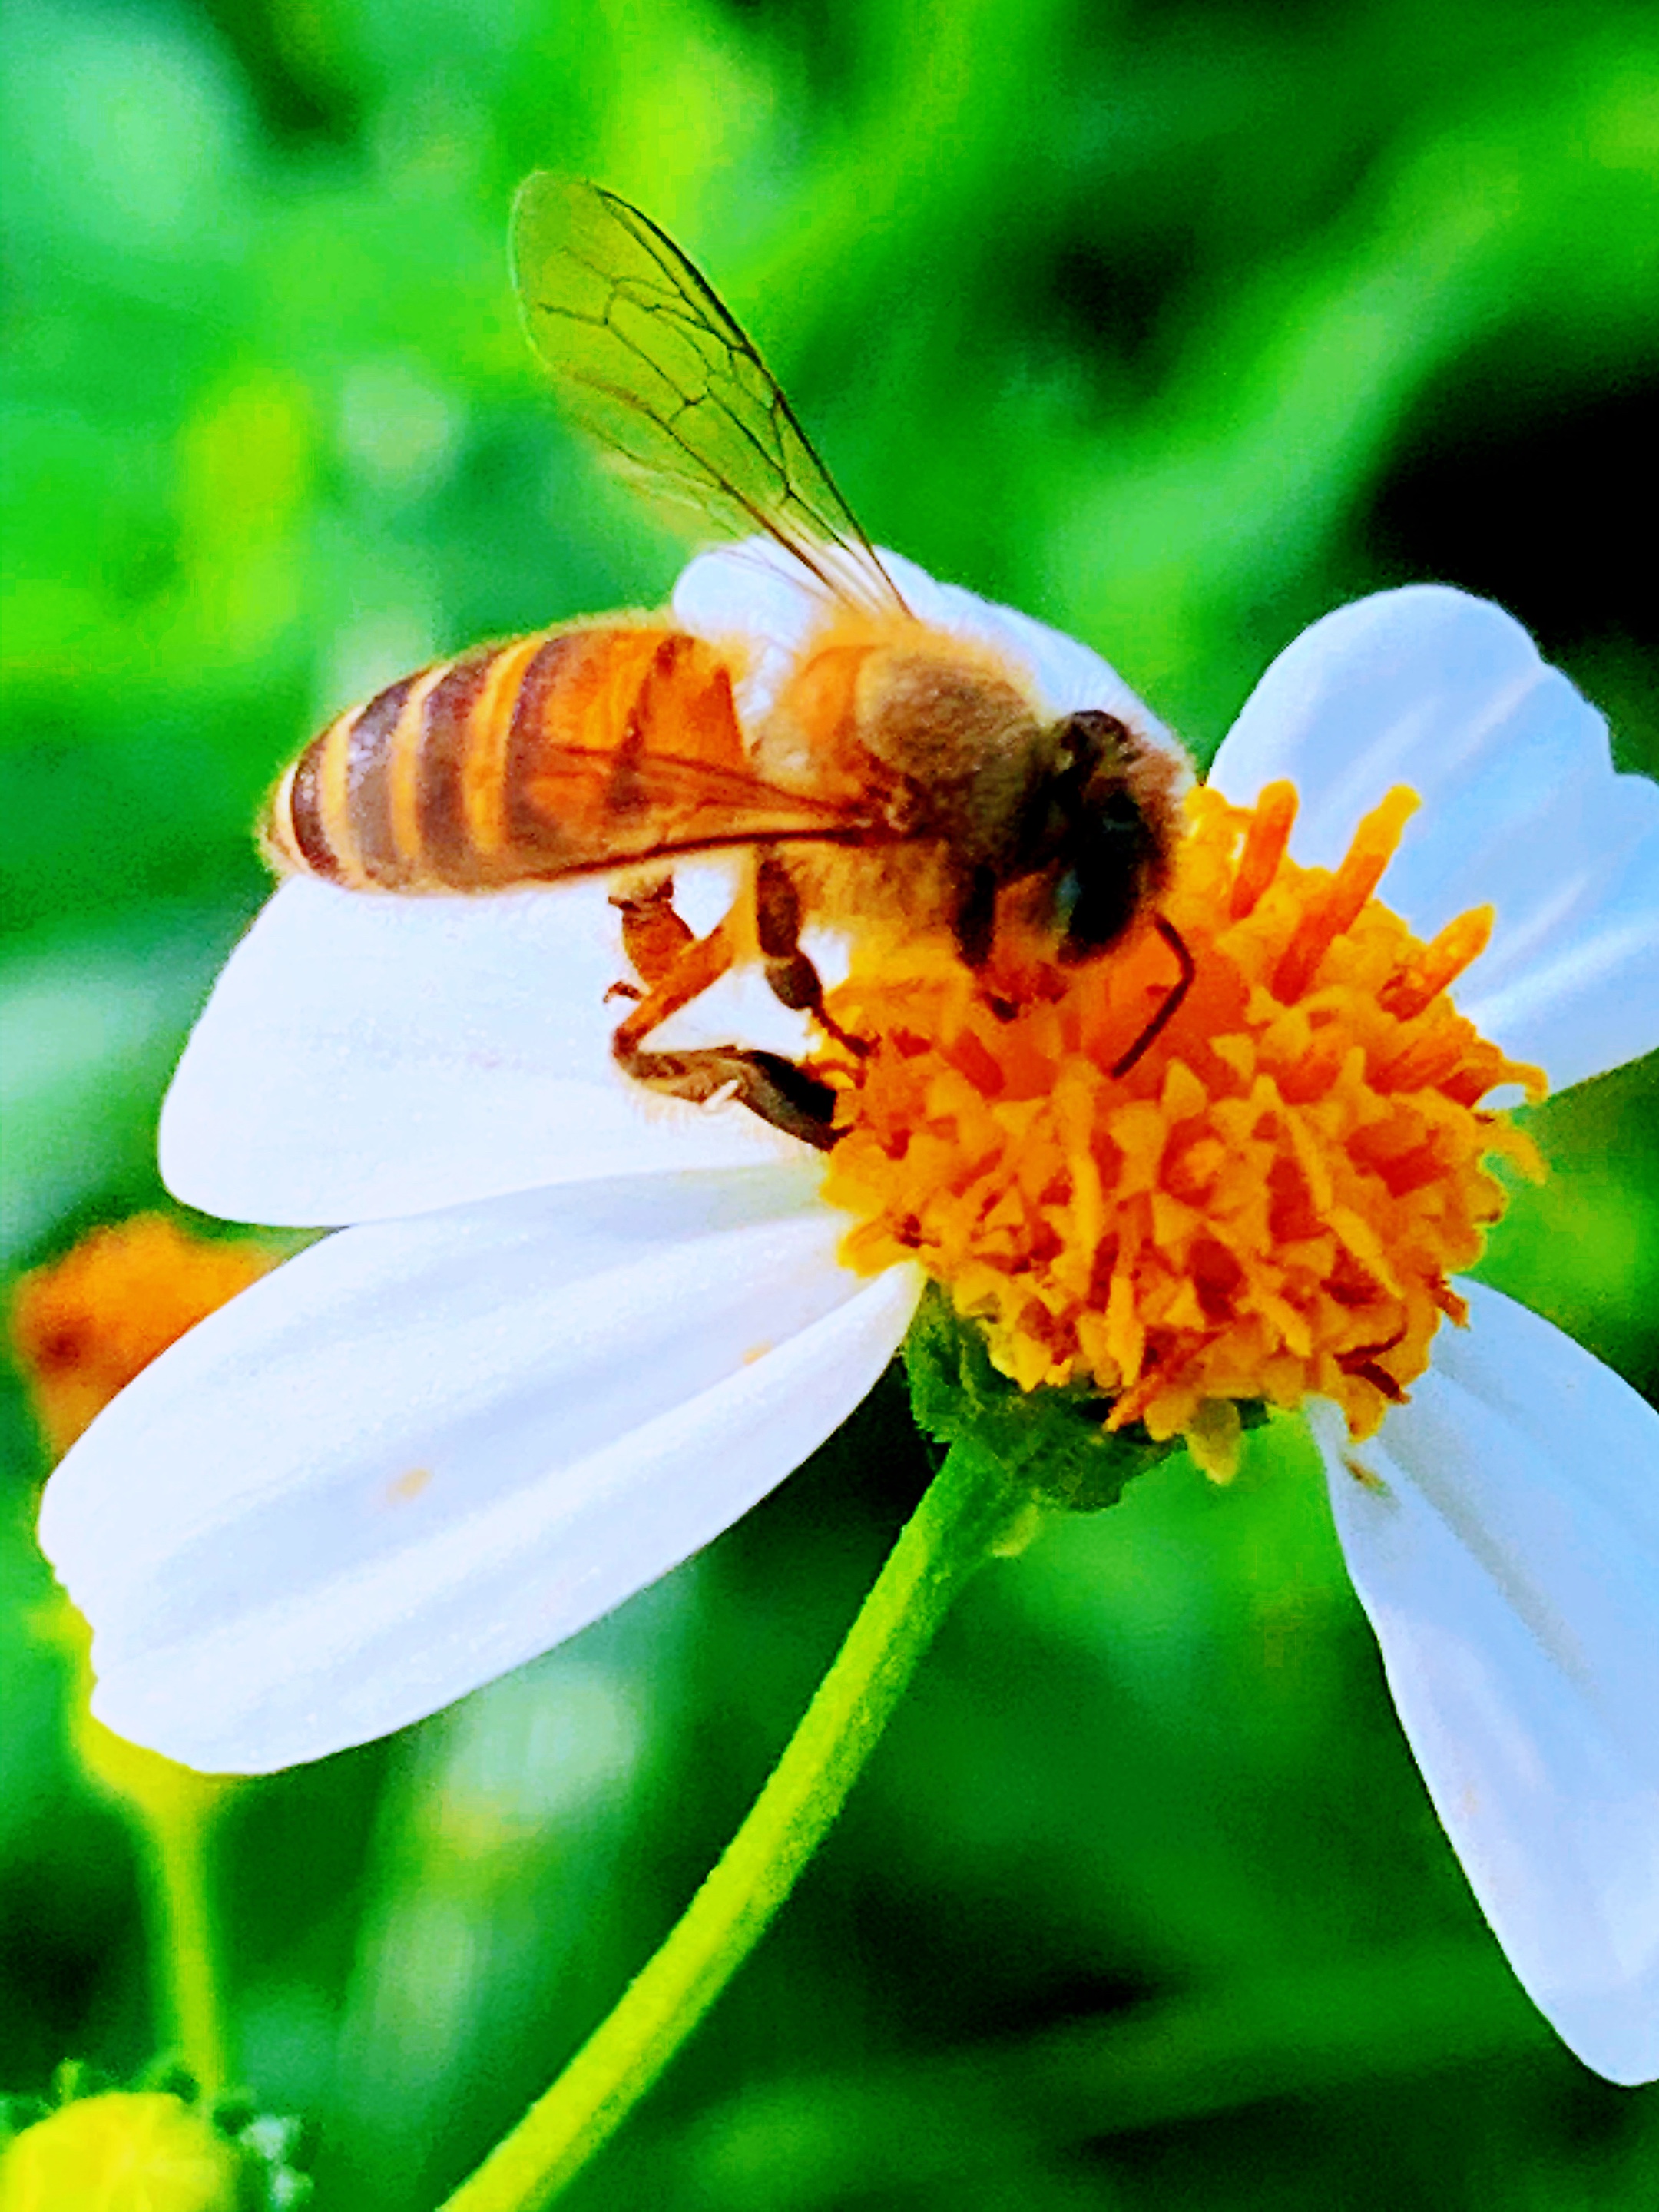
[824,780,1543,1459]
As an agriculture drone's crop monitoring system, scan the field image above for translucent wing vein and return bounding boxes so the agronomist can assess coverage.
[511,175,904,613]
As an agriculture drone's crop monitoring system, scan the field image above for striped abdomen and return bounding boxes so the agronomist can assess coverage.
[266,624,749,891]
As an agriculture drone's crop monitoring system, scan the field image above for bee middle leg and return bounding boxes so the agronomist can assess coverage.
[609,893,842,1152]
[754,853,867,1059]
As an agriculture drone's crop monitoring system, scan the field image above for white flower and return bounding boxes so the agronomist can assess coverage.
[38,547,1659,2083]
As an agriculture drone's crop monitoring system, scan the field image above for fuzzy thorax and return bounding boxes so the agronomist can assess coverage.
[819,781,1545,1460]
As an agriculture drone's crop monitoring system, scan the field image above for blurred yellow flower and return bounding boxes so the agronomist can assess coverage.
[0,2092,238,2212]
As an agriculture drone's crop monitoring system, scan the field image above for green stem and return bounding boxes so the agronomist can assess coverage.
[439,1441,1028,2212]
[147,1806,227,2097]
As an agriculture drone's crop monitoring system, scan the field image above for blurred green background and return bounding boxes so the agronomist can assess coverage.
[3,0,1657,2204]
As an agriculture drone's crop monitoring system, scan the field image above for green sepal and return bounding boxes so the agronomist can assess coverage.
[903,1285,1184,1512]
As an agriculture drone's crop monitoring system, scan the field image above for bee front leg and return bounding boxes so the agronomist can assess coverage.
[609,899,842,1151]
[607,876,694,1002]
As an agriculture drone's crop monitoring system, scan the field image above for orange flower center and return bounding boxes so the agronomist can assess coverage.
[818,782,1545,1465]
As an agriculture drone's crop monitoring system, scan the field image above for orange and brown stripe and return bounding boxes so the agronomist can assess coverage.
[265,622,753,892]
[265,637,553,890]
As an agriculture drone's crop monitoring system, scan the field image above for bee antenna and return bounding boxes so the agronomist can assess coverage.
[1111,916,1194,1078]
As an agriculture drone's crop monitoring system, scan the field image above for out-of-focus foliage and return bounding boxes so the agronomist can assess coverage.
[2,2,1655,2207]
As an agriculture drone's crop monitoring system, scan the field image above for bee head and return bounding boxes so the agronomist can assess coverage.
[1029,710,1171,963]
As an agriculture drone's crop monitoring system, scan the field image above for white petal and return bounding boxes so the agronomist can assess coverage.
[38,1165,922,1773]
[672,540,831,727]
[1310,1280,1659,2083]
[161,876,794,1227]
[1210,587,1659,1088]
[673,539,1175,747]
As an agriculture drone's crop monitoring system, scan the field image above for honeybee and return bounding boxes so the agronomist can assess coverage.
[267,177,1190,1148]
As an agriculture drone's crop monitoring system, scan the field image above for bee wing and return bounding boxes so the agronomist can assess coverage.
[512,175,906,616]
[509,737,884,877]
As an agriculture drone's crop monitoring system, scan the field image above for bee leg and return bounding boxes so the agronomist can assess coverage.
[610,876,695,988]
[620,1044,843,1151]
[611,904,842,1151]
[951,866,998,970]
[754,853,868,1058]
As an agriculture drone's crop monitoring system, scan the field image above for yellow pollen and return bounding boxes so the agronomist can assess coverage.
[819,781,1545,1452]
